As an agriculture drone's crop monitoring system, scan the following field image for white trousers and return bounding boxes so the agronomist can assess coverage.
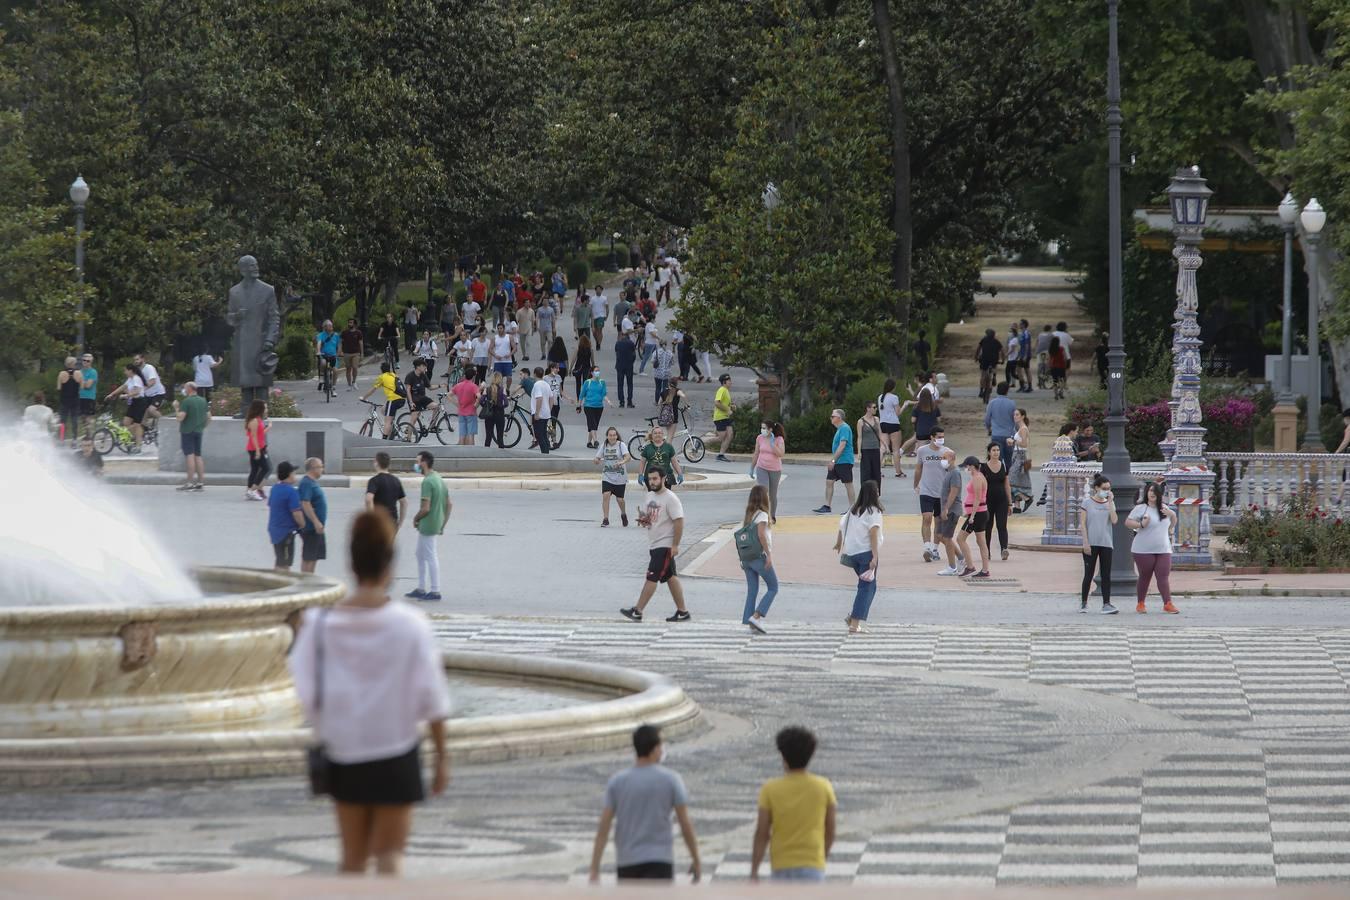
[416,533,440,593]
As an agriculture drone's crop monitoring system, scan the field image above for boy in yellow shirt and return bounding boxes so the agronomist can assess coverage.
[751,726,836,883]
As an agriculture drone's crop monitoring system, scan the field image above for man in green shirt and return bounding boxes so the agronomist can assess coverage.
[174,382,210,491]
[409,450,451,602]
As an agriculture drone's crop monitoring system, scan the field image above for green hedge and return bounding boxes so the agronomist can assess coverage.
[277,335,313,379]
[566,259,590,290]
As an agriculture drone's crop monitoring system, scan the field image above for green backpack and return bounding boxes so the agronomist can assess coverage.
[733,518,765,562]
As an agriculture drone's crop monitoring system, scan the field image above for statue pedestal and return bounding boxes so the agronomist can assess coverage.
[1272,401,1299,453]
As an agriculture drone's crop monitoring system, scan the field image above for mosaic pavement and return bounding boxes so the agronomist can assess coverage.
[3,617,1349,887]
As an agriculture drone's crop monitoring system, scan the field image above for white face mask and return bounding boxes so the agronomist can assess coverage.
[934,438,945,447]
[939,458,951,470]
[412,463,422,474]
[760,427,769,437]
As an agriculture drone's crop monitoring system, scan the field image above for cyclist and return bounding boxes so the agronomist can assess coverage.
[360,361,405,440]
[403,357,439,436]
[314,319,340,393]
[377,312,401,369]
[105,362,148,451]
[132,352,166,426]
[974,328,1002,404]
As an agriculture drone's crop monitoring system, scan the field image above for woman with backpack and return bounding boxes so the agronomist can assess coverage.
[835,480,883,634]
[737,485,776,635]
[657,378,686,443]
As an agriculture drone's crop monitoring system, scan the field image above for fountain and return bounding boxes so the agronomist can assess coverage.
[0,427,698,787]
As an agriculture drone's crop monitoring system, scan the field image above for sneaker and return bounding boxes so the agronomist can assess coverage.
[1101,602,1119,614]
[405,589,427,599]
[601,519,609,527]
[191,482,205,491]
[937,565,961,576]
[959,566,977,577]
[175,482,194,491]
[422,592,442,601]
[666,610,691,623]
[969,570,990,579]
[922,549,936,562]
[747,617,767,635]
[716,454,730,462]
[955,556,966,569]
[1001,550,1010,561]
[1079,603,1087,613]
[621,514,629,527]
[1136,602,1147,614]
[1162,601,1180,614]
[620,606,643,622]
[812,505,832,514]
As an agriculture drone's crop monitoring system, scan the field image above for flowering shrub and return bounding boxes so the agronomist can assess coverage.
[1066,396,1258,460]
[207,386,301,419]
[1223,491,1350,568]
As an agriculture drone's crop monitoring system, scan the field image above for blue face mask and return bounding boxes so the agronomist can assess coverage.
[412,463,421,474]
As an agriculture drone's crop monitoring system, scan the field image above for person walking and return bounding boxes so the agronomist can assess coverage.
[364,451,407,528]
[1048,335,1068,400]
[56,356,82,442]
[1016,318,1034,393]
[738,485,776,634]
[590,285,608,350]
[490,322,514,390]
[651,338,675,405]
[904,384,941,458]
[857,400,885,495]
[267,461,304,570]
[287,510,451,877]
[981,442,1012,562]
[657,378,687,444]
[1052,321,1074,386]
[1127,481,1179,614]
[878,378,910,477]
[530,366,553,455]
[640,426,683,487]
[750,726,836,883]
[639,321,660,374]
[480,372,508,449]
[173,382,210,491]
[515,299,534,361]
[573,286,592,340]
[713,374,734,462]
[404,301,421,353]
[297,457,329,573]
[836,480,883,634]
[912,426,954,562]
[340,319,365,389]
[956,456,991,578]
[77,353,98,439]
[571,334,595,404]
[813,409,856,514]
[1008,408,1033,512]
[589,725,701,884]
[244,400,270,500]
[594,426,631,527]
[935,454,966,576]
[619,468,691,623]
[614,330,636,408]
[536,294,557,359]
[984,381,1017,450]
[407,450,450,602]
[1079,473,1118,613]
[751,422,785,523]
[580,367,613,449]
[451,367,480,446]
[1004,324,1021,388]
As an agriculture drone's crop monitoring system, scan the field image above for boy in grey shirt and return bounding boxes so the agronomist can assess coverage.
[590,725,702,883]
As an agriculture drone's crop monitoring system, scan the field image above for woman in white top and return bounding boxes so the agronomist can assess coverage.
[191,351,221,402]
[834,480,883,634]
[1126,481,1179,614]
[593,426,631,527]
[105,364,147,449]
[1008,407,1033,511]
[877,378,912,477]
[288,511,451,876]
[414,331,439,371]
[741,485,777,634]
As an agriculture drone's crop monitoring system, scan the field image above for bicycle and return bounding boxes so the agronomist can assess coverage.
[316,354,336,402]
[91,411,158,455]
[500,395,564,450]
[381,340,398,371]
[627,410,705,463]
[396,393,456,445]
[358,399,394,439]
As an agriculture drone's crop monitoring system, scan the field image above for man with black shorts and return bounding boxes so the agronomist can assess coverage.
[403,357,437,434]
[620,468,690,623]
[133,352,166,423]
[297,457,328,574]
[935,451,965,575]
[813,409,855,514]
[913,426,956,562]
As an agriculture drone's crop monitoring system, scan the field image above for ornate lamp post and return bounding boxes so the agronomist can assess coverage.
[1300,198,1327,450]
[1163,166,1213,565]
[758,181,784,414]
[69,175,90,355]
[1271,192,1300,450]
[1102,0,1137,596]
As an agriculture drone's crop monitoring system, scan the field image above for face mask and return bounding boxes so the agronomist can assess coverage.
[592,369,601,377]
[761,427,769,437]
[939,458,951,470]
[934,438,945,447]
[412,463,421,474]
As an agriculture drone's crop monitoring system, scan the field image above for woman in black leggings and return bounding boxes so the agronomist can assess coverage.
[1079,474,1118,613]
[981,441,1012,561]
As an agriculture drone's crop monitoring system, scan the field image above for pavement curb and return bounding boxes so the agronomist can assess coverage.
[104,472,755,492]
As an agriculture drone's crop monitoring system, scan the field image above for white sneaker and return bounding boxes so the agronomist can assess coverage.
[937,565,961,576]
[747,617,768,635]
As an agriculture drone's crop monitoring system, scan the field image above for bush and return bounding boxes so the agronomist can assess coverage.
[206,386,302,418]
[590,253,614,274]
[453,286,468,305]
[1065,396,1259,460]
[1223,491,1350,568]
[277,335,313,379]
[567,258,590,290]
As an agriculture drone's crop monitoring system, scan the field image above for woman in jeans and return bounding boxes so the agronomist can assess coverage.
[741,485,777,635]
[1127,481,1179,613]
[481,372,509,449]
[752,421,786,523]
[835,480,883,634]
[244,400,270,501]
[981,441,1012,561]
[289,511,451,876]
[1079,473,1118,613]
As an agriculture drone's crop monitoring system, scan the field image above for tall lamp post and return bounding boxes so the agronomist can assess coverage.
[69,175,90,355]
[1102,0,1137,596]
[609,231,621,271]
[1163,166,1212,565]
[759,181,783,414]
[1272,192,1300,450]
[1300,198,1327,451]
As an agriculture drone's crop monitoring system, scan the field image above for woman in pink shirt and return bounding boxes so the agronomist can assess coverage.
[956,455,990,578]
[752,421,786,523]
[451,366,481,446]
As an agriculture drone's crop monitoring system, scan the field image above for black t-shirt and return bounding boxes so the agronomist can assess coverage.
[404,371,430,401]
[340,328,364,354]
[378,322,399,341]
[365,472,406,522]
[977,336,1002,367]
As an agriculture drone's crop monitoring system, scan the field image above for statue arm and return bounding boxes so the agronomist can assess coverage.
[262,294,281,350]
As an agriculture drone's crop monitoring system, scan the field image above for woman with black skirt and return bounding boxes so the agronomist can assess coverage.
[289,511,451,876]
[856,400,885,495]
[981,441,1013,561]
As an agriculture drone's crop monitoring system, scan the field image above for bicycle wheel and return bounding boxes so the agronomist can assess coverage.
[359,417,374,438]
[683,435,706,463]
[397,420,420,444]
[628,432,647,457]
[502,414,523,448]
[433,415,453,446]
[548,417,564,450]
[91,428,114,455]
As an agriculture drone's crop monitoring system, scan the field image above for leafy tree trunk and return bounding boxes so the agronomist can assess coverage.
[872,0,913,379]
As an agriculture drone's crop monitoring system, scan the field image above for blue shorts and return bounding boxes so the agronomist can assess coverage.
[493,362,514,376]
[459,414,478,436]
[180,432,203,457]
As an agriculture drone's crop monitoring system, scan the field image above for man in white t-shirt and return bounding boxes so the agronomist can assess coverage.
[134,353,166,423]
[462,299,481,331]
[1052,321,1074,385]
[620,468,690,623]
[590,288,609,350]
[530,366,553,455]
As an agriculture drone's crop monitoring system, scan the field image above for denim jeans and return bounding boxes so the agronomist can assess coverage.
[639,342,656,372]
[849,551,876,621]
[741,557,778,622]
[654,377,668,404]
[772,867,826,882]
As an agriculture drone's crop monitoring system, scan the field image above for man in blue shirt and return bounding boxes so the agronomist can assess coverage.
[814,408,856,514]
[297,457,328,574]
[267,461,305,570]
[1016,318,1033,393]
[314,319,340,389]
[984,382,1018,449]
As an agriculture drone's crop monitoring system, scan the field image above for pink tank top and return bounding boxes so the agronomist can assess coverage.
[245,419,268,452]
[963,478,987,514]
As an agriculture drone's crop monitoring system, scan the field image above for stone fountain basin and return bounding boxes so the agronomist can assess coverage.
[0,568,699,787]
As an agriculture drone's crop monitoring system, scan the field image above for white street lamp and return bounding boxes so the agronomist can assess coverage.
[1300,198,1326,450]
[69,175,89,355]
[1276,192,1298,405]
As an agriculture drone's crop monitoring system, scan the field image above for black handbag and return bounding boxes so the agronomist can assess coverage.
[306,609,332,797]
